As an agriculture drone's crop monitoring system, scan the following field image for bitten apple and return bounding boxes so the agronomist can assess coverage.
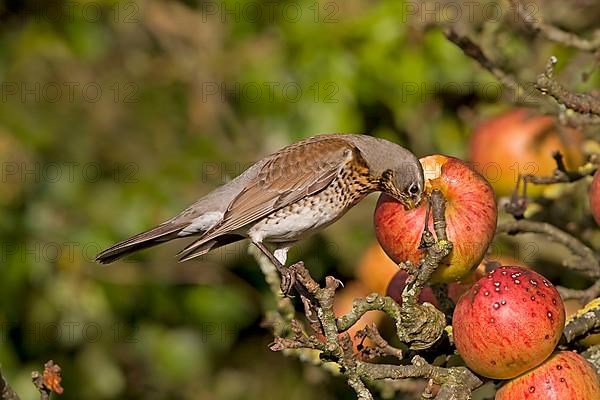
[453,266,565,379]
[469,108,584,197]
[495,351,600,400]
[590,171,600,225]
[374,155,497,283]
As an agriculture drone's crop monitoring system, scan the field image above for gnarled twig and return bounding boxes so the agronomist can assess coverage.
[510,0,600,52]
[496,219,600,279]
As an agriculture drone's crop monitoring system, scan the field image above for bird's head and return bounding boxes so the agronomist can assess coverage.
[379,158,424,210]
[340,134,425,209]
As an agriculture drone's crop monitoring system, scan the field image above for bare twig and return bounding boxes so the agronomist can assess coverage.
[442,28,531,103]
[557,280,600,303]
[536,56,600,117]
[359,324,404,360]
[504,154,598,218]
[443,28,600,125]
[523,152,598,185]
[496,219,600,279]
[510,0,600,52]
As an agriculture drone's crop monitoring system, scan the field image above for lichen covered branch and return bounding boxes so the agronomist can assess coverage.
[356,356,481,400]
[562,298,600,344]
[257,190,484,399]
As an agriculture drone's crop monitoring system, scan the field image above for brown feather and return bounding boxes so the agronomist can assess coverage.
[95,222,189,264]
[194,136,356,245]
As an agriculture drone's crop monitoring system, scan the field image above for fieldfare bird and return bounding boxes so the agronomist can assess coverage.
[96,134,424,294]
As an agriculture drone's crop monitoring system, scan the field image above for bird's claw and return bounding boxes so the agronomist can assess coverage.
[279,267,297,298]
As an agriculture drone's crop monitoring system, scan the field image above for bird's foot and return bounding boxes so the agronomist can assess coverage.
[279,266,297,298]
[301,295,319,325]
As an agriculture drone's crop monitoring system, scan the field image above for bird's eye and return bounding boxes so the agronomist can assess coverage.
[408,182,419,195]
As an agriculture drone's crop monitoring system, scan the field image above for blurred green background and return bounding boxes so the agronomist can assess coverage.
[0,0,598,399]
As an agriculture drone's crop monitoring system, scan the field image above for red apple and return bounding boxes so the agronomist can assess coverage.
[495,351,600,399]
[453,266,565,379]
[356,243,400,295]
[448,256,531,303]
[374,155,497,283]
[469,108,584,197]
[385,270,440,308]
[590,171,600,225]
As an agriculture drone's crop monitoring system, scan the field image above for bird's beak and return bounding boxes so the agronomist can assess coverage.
[404,194,422,210]
[404,198,416,210]
[399,195,420,210]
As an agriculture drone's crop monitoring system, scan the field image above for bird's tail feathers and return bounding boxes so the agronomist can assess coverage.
[177,234,243,262]
[96,222,188,264]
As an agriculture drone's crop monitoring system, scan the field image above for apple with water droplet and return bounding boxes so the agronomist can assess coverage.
[495,351,600,399]
[374,155,497,283]
[453,266,565,379]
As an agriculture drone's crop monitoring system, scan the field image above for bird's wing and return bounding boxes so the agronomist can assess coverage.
[204,136,362,239]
